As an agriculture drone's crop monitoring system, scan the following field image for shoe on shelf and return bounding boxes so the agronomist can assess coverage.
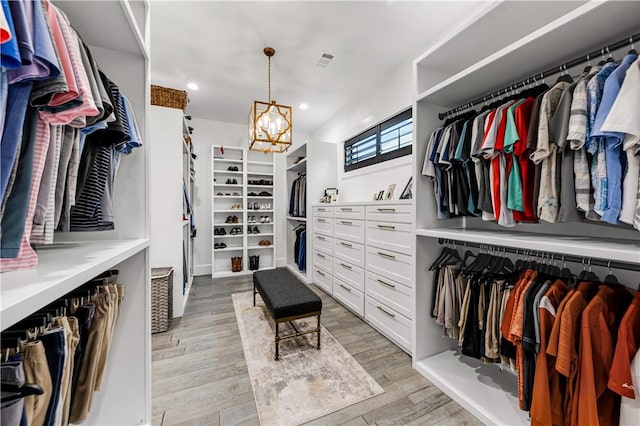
[226,178,232,184]
[248,192,257,196]
[221,228,226,235]
[225,216,232,223]
[227,166,234,171]
[232,192,240,196]
[247,227,252,234]
[233,166,239,171]
[236,227,242,235]
[248,202,252,210]
[253,226,259,234]
[264,240,271,246]
[214,228,220,235]
[253,202,259,210]
[220,243,227,249]
[232,178,238,184]
[214,243,220,249]
[217,192,223,196]
[265,216,271,223]
[259,191,271,196]
[231,257,236,272]
[237,256,243,272]
[233,215,239,223]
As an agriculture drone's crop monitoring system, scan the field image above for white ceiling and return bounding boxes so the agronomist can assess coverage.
[150,1,486,135]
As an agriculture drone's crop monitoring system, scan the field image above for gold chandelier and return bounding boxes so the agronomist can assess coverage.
[249,47,292,153]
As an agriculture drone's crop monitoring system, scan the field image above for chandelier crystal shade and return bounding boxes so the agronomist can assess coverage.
[249,47,292,153]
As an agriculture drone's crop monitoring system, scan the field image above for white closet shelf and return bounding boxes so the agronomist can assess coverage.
[247,222,273,225]
[214,159,243,164]
[216,209,245,213]
[246,160,273,166]
[247,185,273,189]
[248,210,273,213]
[287,216,307,222]
[247,196,273,199]
[214,184,242,188]
[213,222,243,226]
[214,266,275,278]
[213,247,243,252]
[286,158,307,172]
[214,196,243,199]
[248,245,274,250]
[414,350,528,426]
[248,233,274,237]
[1,239,149,329]
[416,228,640,264]
[213,170,243,175]
[58,0,148,58]
[214,235,243,239]
[415,1,640,106]
[247,172,274,176]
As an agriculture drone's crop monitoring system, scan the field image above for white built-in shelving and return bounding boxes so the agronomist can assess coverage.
[1,1,152,424]
[285,143,309,281]
[411,2,640,425]
[211,146,276,277]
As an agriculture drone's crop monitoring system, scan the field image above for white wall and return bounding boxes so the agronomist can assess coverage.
[310,61,414,202]
[190,117,307,275]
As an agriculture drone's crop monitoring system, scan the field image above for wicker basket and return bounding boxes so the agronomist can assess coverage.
[151,267,174,333]
[151,85,188,110]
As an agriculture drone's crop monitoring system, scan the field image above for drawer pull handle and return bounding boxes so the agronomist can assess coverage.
[317,236,326,240]
[377,224,396,230]
[318,208,326,211]
[340,263,352,270]
[377,208,396,212]
[317,270,326,277]
[317,218,326,222]
[341,221,353,225]
[340,208,352,211]
[377,251,396,260]
[340,284,352,292]
[340,242,352,247]
[317,253,326,259]
[377,306,396,318]
[377,279,396,288]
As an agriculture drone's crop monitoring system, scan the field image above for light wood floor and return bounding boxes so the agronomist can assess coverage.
[152,273,482,426]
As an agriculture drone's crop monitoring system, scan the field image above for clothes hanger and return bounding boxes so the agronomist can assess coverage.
[0,384,44,403]
[597,48,608,66]
[556,64,573,83]
[559,255,574,281]
[583,54,592,73]
[629,36,638,55]
[605,46,615,63]
[603,261,620,285]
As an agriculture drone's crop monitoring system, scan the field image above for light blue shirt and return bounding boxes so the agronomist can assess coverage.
[592,53,638,224]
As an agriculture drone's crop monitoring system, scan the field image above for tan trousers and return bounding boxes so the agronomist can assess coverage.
[22,340,52,426]
[69,294,109,423]
[94,284,120,391]
[53,316,80,426]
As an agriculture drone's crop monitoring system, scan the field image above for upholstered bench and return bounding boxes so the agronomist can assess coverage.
[253,269,322,360]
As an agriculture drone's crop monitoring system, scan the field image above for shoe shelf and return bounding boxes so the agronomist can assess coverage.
[212,145,276,278]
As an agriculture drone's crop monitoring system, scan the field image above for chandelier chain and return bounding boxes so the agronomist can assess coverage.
[267,56,271,102]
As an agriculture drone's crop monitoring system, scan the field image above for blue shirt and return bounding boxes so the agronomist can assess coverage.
[592,53,638,223]
[0,0,21,69]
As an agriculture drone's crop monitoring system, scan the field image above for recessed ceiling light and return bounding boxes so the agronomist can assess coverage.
[187,82,199,91]
[299,103,309,110]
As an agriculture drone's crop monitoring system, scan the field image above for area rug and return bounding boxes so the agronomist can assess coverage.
[232,291,384,426]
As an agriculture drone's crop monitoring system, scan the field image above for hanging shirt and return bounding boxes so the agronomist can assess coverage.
[591,53,638,224]
[586,62,618,216]
[600,58,640,228]
[531,81,571,223]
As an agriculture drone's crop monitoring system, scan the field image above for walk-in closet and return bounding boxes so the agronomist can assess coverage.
[2,1,639,425]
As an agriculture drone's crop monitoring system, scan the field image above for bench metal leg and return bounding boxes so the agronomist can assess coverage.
[253,284,256,306]
[317,314,321,350]
[275,322,280,360]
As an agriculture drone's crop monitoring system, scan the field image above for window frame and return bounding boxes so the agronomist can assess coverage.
[343,108,412,172]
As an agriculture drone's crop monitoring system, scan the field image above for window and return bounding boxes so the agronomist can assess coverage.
[344,108,412,172]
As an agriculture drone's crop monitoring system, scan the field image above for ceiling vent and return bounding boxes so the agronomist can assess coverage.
[315,53,334,68]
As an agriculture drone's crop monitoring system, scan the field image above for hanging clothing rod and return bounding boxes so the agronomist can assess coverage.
[436,238,640,272]
[437,32,640,121]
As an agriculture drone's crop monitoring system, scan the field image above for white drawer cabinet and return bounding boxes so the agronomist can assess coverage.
[313,250,332,273]
[314,217,334,236]
[366,271,412,319]
[313,206,333,218]
[333,258,364,292]
[333,278,364,317]
[334,219,365,245]
[333,239,365,267]
[366,247,413,288]
[366,221,413,255]
[314,267,333,294]
[366,204,412,223]
[314,233,333,255]
[334,205,365,220]
[365,296,411,352]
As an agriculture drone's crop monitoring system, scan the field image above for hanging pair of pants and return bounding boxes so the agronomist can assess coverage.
[22,340,52,426]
